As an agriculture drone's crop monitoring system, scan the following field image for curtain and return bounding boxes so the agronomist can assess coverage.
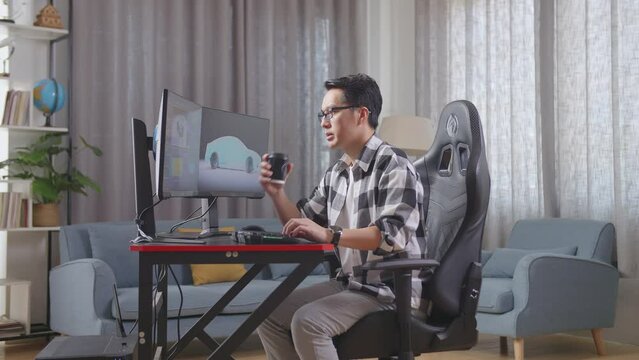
[416,0,639,278]
[69,0,366,224]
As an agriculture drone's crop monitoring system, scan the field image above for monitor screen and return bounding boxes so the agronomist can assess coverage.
[155,90,269,200]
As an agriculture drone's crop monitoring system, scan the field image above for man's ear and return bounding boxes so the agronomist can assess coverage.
[357,107,370,126]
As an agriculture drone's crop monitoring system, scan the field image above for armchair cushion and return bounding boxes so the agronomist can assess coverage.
[477,278,513,314]
[483,246,577,278]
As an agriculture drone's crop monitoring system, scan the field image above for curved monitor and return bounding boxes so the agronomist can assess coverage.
[155,90,269,200]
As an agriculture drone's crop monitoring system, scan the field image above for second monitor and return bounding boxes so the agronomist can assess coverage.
[154,90,269,238]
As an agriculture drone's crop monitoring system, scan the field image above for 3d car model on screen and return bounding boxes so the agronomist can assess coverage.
[205,136,260,173]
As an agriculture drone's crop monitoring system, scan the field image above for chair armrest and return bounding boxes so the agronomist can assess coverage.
[511,254,619,335]
[50,258,118,335]
[481,250,493,265]
[361,258,440,272]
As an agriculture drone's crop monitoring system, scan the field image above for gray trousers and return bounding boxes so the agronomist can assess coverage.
[256,279,394,360]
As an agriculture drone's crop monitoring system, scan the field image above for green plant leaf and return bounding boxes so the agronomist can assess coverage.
[79,136,103,157]
[2,133,102,203]
[32,178,62,204]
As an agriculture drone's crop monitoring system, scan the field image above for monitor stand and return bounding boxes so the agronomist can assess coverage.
[153,198,233,244]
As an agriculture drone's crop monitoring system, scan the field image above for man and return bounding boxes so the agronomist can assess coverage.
[257,73,425,360]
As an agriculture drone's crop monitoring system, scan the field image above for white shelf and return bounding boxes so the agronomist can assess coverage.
[0,279,30,286]
[2,227,59,232]
[0,22,68,41]
[0,125,68,133]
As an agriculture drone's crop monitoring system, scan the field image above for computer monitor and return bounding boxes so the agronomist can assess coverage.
[154,89,269,237]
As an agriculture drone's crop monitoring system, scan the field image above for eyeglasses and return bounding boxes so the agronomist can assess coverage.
[317,105,359,123]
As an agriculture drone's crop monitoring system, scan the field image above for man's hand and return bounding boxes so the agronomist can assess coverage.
[259,154,294,197]
[283,218,332,244]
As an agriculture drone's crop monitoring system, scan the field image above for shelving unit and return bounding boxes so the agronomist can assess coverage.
[0,0,69,342]
[0,278,30,337]
[0,124,68,132]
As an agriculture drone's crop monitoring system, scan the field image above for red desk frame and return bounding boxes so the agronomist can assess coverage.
[130,240,333,360]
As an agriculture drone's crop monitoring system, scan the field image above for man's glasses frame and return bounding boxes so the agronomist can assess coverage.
[317,105,359,123]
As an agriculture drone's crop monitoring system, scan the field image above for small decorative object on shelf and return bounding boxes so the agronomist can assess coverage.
[0,36,15,78]
[33,78,64,127]
[0,133,102,227]
[33,3,63,29]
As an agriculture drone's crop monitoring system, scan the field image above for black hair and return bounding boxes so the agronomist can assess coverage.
[324,73,383,129]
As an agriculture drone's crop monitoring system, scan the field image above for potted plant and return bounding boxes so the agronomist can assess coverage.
[0,133,102,226]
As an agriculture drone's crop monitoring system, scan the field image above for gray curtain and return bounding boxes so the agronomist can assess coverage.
[69,0,366,224]
[416,0,639,278]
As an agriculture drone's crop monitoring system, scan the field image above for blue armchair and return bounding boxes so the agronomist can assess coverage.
[476,218,618,360]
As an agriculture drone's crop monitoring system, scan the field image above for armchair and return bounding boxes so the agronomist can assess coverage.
[333,100,491,359]
[476,219,619,360]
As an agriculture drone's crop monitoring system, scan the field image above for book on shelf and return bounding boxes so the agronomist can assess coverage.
[0,192,28,228]
[1,90,31,126]
[0,315,25,337]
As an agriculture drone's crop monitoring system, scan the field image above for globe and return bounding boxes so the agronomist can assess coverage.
[33,79,66,116]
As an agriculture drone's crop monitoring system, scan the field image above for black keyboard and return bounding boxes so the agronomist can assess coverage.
[234,231,311,245]
[154,230,234,244]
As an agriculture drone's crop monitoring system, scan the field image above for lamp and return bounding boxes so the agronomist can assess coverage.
[377,115,435,158]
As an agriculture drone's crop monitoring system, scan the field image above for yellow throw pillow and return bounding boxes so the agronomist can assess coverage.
[190,264,247,285]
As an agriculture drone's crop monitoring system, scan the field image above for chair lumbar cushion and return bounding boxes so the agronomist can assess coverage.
[482,246,578,278]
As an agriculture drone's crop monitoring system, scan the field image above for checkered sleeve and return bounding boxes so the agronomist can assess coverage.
[372,157,423,256]
[296,171,330,228]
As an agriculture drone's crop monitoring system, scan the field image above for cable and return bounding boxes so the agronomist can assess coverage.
[131,193,162,243]
[169,197,218,233]
[167,265,184,341]
[152,264,167,350]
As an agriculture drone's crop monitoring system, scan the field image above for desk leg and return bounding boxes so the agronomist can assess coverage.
[157,265,168,358]
[210,259,322,360]
[138,255,154,360]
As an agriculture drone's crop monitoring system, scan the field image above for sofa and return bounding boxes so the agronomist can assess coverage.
[49,218,331,347]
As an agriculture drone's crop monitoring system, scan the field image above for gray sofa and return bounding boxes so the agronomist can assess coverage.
[49,218,330,346]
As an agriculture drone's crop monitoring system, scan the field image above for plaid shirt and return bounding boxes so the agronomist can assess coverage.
[297,135,426,307]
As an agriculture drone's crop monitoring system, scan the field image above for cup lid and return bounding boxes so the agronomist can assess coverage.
[268,152,288,159]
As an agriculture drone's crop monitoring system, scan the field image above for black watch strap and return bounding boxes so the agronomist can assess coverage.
[329,225,343,246]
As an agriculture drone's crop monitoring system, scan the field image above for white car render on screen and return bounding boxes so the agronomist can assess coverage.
[204,136,260,173]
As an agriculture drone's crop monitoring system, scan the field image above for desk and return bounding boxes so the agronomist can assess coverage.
[130,239,333,360]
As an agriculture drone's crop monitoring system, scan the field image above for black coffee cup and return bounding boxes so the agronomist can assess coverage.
[267,153,289,184]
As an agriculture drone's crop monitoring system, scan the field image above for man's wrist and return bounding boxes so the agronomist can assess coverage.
[328,225,343,246]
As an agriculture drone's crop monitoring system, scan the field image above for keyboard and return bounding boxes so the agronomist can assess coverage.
[155,230,234,244]
[234,230,311,245]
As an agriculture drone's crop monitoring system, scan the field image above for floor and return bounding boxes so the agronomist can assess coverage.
[2,334,639,359]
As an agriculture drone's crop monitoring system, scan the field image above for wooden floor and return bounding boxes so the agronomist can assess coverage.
[3,334,639,359]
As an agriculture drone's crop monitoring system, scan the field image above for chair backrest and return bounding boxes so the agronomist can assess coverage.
[414,100,491,318]
[507,218,615,263]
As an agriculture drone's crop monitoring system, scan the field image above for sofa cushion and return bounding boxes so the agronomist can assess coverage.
[270,262,329,280]
[482,246,577,278]
[88,223,191,288]
[88,224,140,288]
[115,274,332,320]
[477,277,514,314]
[115,280,282,320]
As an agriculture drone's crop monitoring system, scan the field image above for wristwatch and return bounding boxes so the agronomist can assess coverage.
[328,225,343,246]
